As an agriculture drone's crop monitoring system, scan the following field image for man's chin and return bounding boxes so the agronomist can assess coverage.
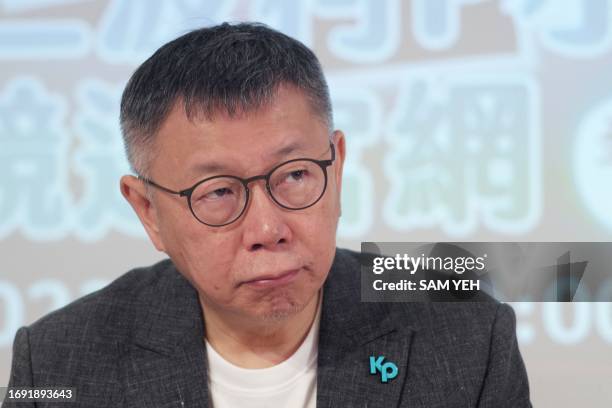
[259,303,304,322]
[252,292,315,322]
[245,296,300,322]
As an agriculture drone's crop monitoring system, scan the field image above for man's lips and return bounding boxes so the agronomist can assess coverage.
[242,268,302,287]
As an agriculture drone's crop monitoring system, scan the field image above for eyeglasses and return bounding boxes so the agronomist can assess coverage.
[138,143,336,227]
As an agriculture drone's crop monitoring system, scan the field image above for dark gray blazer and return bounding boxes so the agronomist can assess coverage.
[4,249,531,407]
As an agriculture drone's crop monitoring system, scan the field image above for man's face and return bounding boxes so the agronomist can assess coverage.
[130,86,345,322]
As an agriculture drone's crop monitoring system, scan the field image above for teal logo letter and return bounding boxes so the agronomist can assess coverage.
[369,355,398,383]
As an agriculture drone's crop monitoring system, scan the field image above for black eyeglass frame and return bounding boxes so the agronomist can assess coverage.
[138,142,336,227]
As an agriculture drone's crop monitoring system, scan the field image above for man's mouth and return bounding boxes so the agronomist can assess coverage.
[242,268,302,288]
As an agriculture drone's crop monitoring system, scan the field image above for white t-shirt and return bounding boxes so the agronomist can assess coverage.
[205,299,321,408]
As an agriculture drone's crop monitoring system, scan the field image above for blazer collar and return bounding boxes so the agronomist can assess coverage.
[129,250,414,354]
[123,261,210,407]
[131,261,206,355]
[316,249,417,408]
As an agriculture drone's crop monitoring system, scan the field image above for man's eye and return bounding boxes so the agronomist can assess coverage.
[285,169,308,182]
[203,187,233,200]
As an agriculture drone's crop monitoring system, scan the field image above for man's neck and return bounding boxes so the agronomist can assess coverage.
[201,291,321,369]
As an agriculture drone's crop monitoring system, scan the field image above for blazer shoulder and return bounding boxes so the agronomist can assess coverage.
[334,247,509,347]
[415,301,506,338]
[27,258,176,343]
[334,247,374,268]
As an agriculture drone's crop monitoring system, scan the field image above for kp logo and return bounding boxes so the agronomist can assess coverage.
[369,356,398,383]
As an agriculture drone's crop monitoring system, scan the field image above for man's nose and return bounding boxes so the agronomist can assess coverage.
[241,182,292,251]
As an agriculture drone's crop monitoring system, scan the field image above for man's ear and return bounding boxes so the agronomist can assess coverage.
[331,130,346,216]
[120,175,166,252]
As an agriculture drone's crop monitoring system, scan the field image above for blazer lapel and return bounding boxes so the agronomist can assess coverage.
[119,264,210,407]
[316,251,416,408]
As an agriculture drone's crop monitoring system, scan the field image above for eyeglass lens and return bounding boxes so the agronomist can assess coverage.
[189,159,327,226]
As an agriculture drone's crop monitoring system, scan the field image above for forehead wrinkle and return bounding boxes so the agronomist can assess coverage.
[186,139,323,181]
[188,160,230,176]
[267,140,308,159]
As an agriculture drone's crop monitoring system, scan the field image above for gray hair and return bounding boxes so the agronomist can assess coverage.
[120,22,333,176]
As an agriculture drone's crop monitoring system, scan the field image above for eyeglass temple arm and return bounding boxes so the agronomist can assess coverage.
[137,176,184,196]
[330,142,335,161]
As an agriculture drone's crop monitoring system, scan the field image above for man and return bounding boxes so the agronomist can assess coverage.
[4,23,531,407]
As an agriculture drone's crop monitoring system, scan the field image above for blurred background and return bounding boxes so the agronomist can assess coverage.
[1,0,612,406]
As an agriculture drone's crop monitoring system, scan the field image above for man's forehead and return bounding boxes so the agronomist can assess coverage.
[150,85,330,178]
[186,139,317,176]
